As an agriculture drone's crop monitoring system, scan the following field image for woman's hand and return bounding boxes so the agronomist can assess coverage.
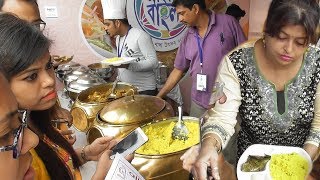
[57,128,76,145]
[51,106,73,127]
[91,150,134,180]
[180,145,200,172]
[50,105,75,144]
[85,136,117,161]
[192,138,220,180]
[91,150,113,180]
[181,144,236,180]
[304,143,319,161]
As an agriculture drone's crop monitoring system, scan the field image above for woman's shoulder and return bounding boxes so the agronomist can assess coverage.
[225,39,256,58]
[305,45,320,63]
[306,44,320,56]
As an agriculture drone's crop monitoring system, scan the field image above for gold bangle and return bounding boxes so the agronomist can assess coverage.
[81,145,89,161]
[201,135,222,153]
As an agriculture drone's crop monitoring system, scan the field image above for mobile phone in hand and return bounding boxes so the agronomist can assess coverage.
[110,127,148,159]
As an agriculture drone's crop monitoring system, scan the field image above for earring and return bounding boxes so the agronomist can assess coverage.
[262,33,266,48]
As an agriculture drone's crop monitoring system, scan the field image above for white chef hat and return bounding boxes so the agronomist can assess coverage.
[101,0,127,20]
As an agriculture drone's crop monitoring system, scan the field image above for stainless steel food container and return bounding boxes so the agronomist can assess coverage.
[55,62,81,81]
[63,66,89,87]
[155,61,168,85]
[87,62,114,81]
[66,75,105,100]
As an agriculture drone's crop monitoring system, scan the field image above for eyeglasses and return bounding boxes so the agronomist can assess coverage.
[0,110,29,159]
[51,119,72,128]
[32,19,46,31]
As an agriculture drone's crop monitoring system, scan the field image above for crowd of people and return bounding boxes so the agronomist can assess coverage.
[0,0,319,179]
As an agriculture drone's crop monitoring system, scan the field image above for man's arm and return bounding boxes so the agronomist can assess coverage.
[127,32,158,72]
[157,68,184,98]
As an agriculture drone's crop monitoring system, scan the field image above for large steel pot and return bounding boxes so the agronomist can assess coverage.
[132,117,200,180]
[71,82,138,132]
[86,95,174,144]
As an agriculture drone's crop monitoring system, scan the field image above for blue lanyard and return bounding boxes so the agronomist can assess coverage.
[196,33,203,73]
[117,26,132,57]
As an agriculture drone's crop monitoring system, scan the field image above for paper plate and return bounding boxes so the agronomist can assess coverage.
[101,57,136,66]
[237,144,312,180]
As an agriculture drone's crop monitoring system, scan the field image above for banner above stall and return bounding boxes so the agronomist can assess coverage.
[127,0,187,52]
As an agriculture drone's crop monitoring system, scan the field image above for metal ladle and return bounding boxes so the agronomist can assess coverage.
[107,78,118,100]
[172,106,189,141]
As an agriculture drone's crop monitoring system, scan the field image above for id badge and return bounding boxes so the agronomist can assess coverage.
[196,74,207,91]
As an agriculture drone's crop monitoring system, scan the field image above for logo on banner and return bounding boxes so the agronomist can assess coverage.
[127,0,187,51]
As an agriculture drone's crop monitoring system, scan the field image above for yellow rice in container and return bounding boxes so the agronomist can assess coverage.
[136,121,199,155]
[270,152,309,180]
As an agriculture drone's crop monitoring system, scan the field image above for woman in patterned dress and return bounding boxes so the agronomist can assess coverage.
[181,0,320,179]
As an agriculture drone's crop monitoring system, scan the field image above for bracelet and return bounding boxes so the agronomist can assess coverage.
[201,135,222,153]
[81,145,89,161]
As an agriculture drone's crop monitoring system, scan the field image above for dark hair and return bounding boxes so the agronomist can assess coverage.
[0,13,81,179]
[264,0,320,44]
[31,109,82,180]
[111,18,129,25]
[0,0,38,10]
[0,12,49,79]
[172,0,206,10]
[226,4,246,20]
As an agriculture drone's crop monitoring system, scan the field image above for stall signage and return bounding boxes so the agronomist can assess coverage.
[127,0,187,51]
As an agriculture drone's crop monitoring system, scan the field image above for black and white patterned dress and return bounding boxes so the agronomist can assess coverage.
[231,45,320,157]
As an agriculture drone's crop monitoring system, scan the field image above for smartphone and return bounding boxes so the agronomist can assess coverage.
[110,127,148,159]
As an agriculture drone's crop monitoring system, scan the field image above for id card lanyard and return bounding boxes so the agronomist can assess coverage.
[195,32,207,91]
[196,33,204,74]
[117,26,132,57]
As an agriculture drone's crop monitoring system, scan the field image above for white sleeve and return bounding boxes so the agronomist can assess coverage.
[128,33,159,72]
[305,82,320,147]
[201,55,242,148]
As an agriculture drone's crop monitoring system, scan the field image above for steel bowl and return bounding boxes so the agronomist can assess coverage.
[55,62,81,81]
[88,63,114,80]
[63,66,89,87]
[66,75,105,101]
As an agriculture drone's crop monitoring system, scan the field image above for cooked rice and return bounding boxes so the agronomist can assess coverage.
[270,152,309,180]
[136,121,199,155]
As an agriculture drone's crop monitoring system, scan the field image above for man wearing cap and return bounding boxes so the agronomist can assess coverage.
[101,0,159,96]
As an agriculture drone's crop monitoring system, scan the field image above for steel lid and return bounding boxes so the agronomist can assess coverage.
[99,95,166,125]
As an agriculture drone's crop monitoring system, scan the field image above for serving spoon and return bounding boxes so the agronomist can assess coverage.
[107,78,118,100]
[172,106,189,141]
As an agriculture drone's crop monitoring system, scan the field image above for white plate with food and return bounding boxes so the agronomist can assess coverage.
[237,144,312,180]
[101,57,136,66]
